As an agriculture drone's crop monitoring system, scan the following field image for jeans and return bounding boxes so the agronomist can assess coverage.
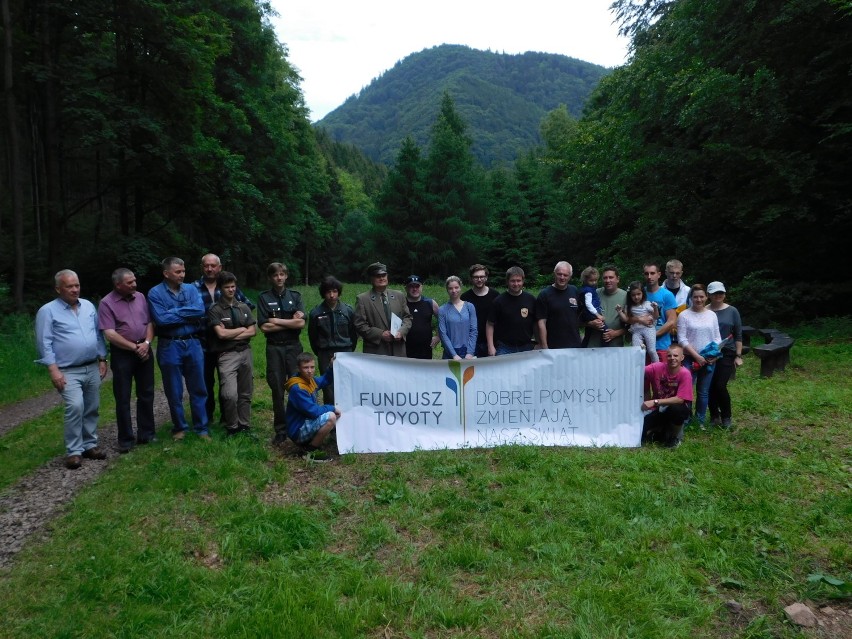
[495,342,534,356]
[59,362,102,455]
[110,348,156,448]
[688,359,714,423]
[157,337,208,434]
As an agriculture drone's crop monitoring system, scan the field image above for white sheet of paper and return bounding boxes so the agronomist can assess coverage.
[390,312,402,335]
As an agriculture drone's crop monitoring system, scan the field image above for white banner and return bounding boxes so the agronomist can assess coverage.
[334,348,644,453]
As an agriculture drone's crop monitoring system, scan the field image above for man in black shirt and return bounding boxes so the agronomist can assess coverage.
[460,263,499,357]
[404,275,440,359]
[486,266,537,356]
[257,262,304,443]
[536,261,584,349]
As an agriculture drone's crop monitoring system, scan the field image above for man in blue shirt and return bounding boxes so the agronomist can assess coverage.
[35,270,109,469]
[148,257,209,440]
[643,262,678,362]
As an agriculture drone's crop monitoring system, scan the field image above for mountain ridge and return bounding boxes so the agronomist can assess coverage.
[315,44,611,166]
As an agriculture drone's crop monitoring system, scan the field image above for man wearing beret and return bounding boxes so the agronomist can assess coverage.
[354,262,413,356]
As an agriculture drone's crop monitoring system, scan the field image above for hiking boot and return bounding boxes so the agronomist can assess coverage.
[65,455,82,470]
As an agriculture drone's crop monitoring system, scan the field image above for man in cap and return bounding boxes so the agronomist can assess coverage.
[404,275,439,360]
[354,262,412,356]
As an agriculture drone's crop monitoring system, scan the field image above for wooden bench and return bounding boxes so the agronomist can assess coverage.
[753,331,794,377]
[740,325,757,355]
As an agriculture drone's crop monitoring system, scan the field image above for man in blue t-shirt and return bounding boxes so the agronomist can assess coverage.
[642,262,678,362]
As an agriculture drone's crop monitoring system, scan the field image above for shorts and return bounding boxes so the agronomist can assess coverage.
[293,411,333,445]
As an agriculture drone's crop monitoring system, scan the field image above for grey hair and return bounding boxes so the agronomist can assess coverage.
[54,269,78,287]
[161,257,184,271]
[111,268,134,286]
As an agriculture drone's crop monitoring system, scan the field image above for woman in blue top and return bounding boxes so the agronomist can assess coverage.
[438,276,477,360]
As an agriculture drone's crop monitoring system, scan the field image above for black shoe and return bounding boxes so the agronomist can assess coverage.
[137,436,158,445]
[118,447,132,454]
[271,433,288,445]
[82,446,107,460]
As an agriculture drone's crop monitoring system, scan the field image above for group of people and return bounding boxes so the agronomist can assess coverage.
[35,256,742,469]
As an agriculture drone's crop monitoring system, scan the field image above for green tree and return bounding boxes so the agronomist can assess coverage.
[371,136,427,275]
[420,92,486,277]
[558,0,852,317]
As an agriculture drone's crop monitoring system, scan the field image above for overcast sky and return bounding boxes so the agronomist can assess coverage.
[269,0,630,121]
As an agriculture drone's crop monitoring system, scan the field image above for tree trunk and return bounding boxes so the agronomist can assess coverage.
[40,0,63,272]
[3,0,25,310]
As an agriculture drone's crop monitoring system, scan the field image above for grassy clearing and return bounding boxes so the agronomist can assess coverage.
[1,305,849,637]
[0,314,54,404]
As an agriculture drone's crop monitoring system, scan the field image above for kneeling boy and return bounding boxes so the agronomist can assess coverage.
[284,352,340,448]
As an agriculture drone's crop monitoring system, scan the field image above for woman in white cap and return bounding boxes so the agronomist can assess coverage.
[707,281,743,428]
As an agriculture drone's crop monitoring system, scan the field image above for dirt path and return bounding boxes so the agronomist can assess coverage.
[0,387,172,568]
[0,391,62,438]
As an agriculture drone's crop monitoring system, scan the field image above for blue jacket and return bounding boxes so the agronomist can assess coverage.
[284,370,334,439]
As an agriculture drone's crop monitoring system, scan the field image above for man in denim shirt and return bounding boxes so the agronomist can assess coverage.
[35,270,109,469]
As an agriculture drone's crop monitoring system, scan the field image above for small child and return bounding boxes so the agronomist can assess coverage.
[617,281,660,362]
[580,266,607,330]
[284,352,340,453]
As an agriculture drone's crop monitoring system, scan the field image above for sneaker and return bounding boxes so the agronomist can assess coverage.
[65,455,82,470]
[302,450,331,463]
[137,436,158,445]
[665,438,682,449]
[721,418,732,429]
[173,430,186,441]
[710,416,722,426]
[82,447,107,460]
[198,433,211,441]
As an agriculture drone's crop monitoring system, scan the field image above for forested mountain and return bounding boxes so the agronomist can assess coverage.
[315,45,610,166]
[363,0,852,322]
[4,0,849,323]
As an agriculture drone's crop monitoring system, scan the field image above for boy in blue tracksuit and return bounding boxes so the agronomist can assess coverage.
[284,352,340,449]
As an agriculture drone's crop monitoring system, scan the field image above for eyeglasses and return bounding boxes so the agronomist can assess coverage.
[472,276,487,280]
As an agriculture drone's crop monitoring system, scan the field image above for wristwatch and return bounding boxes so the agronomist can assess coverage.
[654,399,659,406]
